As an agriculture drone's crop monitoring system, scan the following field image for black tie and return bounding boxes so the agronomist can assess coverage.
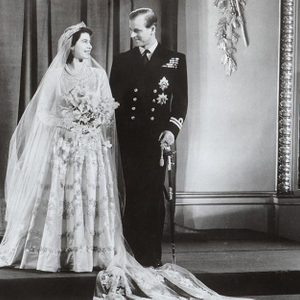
[142,49,150,65]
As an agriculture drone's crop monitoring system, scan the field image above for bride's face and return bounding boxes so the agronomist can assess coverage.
[72,32,92,61]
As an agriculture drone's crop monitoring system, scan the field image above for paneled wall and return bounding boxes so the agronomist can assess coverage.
[174,0,280,232]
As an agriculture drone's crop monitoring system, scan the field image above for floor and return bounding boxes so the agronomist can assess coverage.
[1,229,300,299]
[162,230,300,274]
[162,230,300,298]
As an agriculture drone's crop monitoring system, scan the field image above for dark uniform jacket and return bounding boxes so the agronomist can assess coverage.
[110,44,188,151]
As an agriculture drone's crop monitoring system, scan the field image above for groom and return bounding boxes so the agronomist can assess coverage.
[110,8,188,267]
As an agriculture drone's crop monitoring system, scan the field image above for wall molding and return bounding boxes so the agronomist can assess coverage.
[0,197,5,236]
[277,0,296,193]
[176,191,276,206]
[274,196,300,205]
[175,191,300,206]
[173,192,300,235]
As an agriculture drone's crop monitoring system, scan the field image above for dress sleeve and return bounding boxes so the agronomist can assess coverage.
[36,68,63,126]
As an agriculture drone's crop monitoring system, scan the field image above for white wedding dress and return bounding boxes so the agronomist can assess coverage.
[0,63,119,272]
[0,22,252,300]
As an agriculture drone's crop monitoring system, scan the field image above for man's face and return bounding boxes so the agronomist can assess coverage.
[129,15,155,48]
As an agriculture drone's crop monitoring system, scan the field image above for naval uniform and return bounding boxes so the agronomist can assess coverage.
[110,43,188,267]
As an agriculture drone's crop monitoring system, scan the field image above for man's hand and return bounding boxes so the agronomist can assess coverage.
[159,130,175,149]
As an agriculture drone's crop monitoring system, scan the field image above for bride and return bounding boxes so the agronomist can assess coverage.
[0,22,251,299]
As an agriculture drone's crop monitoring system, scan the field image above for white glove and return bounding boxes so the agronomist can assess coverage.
[159,130,175,149]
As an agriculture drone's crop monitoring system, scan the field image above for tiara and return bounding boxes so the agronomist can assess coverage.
[58,21,87,51]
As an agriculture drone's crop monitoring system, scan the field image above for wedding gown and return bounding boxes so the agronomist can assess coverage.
[0,63,120,272]
[0,22,252,300]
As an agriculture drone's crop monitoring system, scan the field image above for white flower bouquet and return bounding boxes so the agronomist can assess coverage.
[61,85,119,134]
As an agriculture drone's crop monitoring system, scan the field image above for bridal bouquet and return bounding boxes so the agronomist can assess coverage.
[61,85,119,134]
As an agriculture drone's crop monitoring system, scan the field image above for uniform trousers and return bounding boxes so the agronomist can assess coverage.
[120,133,166,267]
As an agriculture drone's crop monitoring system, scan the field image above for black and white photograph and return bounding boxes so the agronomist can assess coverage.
[0,0,299,299]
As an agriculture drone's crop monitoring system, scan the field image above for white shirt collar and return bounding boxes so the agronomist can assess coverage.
[139,39,158,56]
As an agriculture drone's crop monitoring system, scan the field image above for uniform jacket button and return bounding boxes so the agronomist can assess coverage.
[151,108,155,112]
[150,116,155,121]
[131,116,135,120]
[133,97,137,101]
[131,107,136,110]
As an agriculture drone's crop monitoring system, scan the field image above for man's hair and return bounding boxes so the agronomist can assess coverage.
[129,8,157,28]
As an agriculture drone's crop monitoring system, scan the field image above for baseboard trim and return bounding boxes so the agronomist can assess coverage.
[274,196,300,206]
[177,191,276,198]
[175,191,276,206]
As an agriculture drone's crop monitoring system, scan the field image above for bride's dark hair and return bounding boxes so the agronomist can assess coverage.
[66,27,93,64]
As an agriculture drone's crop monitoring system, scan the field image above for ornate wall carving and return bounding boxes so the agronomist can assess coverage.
[277,0,296,193]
